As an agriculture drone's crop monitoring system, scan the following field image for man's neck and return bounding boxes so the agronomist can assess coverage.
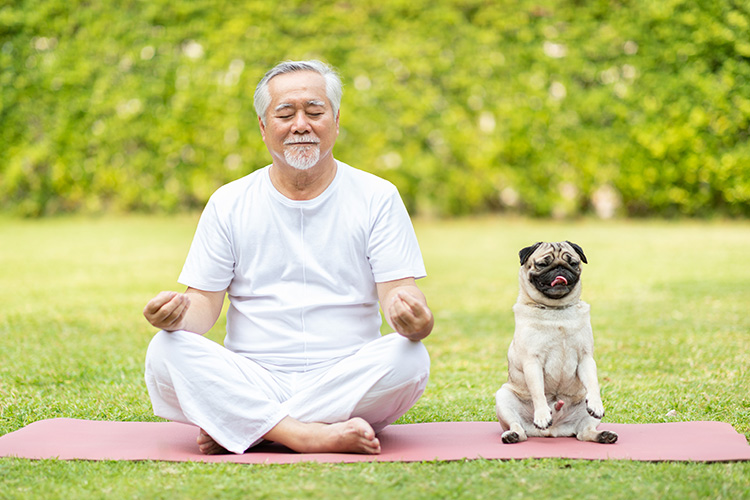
[269,158,338,201]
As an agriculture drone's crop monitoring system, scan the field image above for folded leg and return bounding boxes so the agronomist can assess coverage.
[144,330,289,453]
[145,331,430,454]
[283,333,431,433]
[495,385,530,443]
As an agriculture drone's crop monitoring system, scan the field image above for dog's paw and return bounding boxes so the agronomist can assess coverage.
[586,399,605,419]
[533,409,553,430]
[501,431,521,444]
[596,430,618,444]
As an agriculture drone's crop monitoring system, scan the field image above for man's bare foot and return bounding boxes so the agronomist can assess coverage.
[197,428,228,455]
[265,416,381,454]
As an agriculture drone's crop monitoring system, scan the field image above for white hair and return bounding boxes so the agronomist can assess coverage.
[254,60,343,125]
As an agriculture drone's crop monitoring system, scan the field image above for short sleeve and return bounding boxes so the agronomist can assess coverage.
[178,194,235,291]
[367,188,426,283]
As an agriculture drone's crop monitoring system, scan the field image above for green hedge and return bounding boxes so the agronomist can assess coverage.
[1,0,749,217]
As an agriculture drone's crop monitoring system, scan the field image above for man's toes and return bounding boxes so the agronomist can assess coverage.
[351,418,374,438]
[364,437,381,454]
[349,418,380,453]
[197,429,228,454]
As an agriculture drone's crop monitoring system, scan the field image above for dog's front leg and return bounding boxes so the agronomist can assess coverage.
[522,359,552,429]
[578,356,605,418]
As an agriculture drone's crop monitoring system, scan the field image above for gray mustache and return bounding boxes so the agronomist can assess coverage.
[284,137,320,145]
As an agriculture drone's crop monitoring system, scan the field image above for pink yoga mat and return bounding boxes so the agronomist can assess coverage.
[1,419,748,463]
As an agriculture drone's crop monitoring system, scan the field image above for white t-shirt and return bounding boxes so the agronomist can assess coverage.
[178,161,426,373]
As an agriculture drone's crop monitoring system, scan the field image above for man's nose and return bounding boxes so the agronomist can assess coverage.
[291,111,312,133]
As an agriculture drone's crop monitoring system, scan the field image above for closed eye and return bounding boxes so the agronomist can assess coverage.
[534,256,552,268]
[564,254,579,266]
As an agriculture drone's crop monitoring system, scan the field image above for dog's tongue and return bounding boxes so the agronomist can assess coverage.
[550,276,568,287]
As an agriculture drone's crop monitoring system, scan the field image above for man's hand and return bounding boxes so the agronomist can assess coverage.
[376,277,434,342]
[385,290,434,341]
[143,291,191,331]
[143,287,226,335]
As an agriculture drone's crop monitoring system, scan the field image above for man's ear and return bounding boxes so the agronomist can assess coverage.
[258,115,266,141]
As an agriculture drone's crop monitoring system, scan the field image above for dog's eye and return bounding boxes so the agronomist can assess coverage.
[535,257,552,269]
[564,254,579,267]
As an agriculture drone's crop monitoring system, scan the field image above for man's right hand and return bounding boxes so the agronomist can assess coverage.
[143,291,191,331]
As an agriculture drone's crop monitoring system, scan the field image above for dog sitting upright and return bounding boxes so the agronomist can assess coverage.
[495,241,617,444]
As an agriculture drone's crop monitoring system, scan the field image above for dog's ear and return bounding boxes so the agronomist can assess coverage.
[566,241,588,264]
[519,242,543,265]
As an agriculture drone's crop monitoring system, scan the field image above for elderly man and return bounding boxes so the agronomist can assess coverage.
[143,60,433,455]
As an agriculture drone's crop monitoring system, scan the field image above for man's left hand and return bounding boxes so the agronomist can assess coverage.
[386,290,434,341]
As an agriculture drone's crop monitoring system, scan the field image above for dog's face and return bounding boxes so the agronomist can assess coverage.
[518,241,587,306]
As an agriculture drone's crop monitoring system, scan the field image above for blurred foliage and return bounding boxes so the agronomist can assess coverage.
[1,0,749,217]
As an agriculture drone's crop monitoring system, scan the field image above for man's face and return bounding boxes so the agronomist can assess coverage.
[259,71,339,171]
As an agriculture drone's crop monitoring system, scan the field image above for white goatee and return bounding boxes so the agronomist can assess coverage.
[284,144,320,171]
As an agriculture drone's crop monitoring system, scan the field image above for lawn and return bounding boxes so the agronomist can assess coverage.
[1,215,749,499]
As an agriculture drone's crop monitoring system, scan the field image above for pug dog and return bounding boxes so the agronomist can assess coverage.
[495,241,617,444]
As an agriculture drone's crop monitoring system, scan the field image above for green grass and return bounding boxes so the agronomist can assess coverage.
[1,215,749,499]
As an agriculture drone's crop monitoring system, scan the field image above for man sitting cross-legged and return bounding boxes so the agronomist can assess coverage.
[143,60,433,455]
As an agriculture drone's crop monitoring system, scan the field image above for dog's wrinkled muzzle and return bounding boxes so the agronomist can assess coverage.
[531,265,579,298]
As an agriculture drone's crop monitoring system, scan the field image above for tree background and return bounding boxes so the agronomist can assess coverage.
[1,0,749,217]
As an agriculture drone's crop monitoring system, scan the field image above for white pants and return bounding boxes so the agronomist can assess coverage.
[144,330,430,454]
